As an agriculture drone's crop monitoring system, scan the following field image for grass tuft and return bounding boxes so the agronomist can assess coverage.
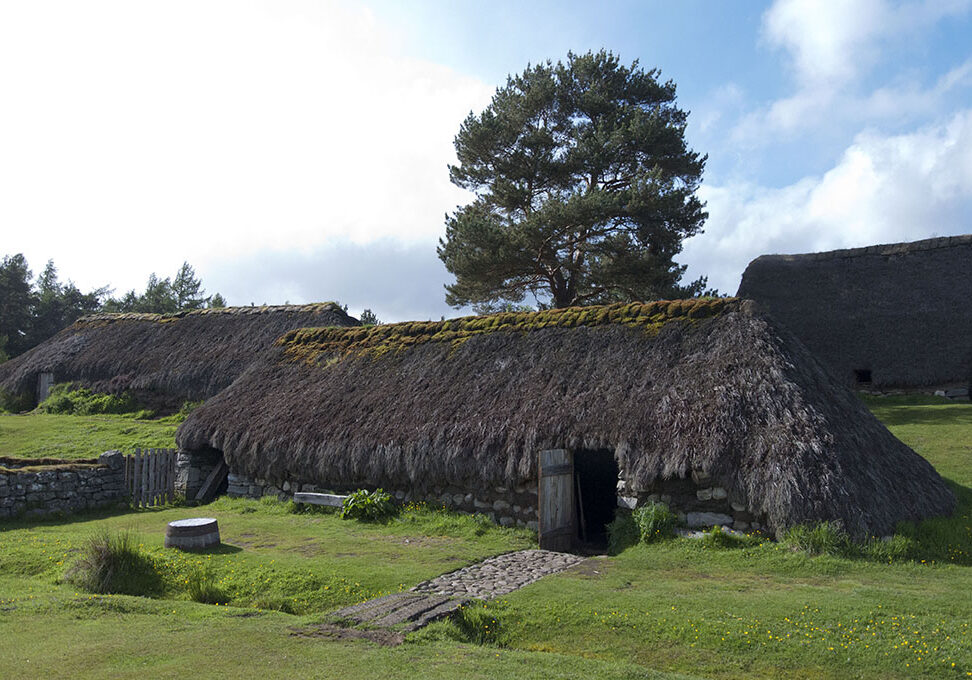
[64,530,163,596]
[783,522,852,557]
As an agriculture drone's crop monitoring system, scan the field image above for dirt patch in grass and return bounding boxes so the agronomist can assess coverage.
[563,559,604,579]
[289,623,404,647]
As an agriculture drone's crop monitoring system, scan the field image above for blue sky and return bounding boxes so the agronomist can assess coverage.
[1,0,970,321]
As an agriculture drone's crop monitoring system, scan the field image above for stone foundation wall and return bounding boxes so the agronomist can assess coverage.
[0,451,126,520]
[175,448,222,499]
[226,471,540,531]
[618,467,769,533]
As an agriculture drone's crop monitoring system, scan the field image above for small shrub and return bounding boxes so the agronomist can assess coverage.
[65,530,162,596]
[783,521,852,557]
[340,488,397,521]
[606,510,639,554]
[40,384,137,415]
[0,387,33,413]
[450,603,513,646]
[698,525,760,550]
[185,565,229,604]
[633,502,678,543]
[862,534,917,563]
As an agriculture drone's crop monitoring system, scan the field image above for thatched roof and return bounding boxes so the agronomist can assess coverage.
[0,303,357,407]
[176,298,955,537]
[737,234,972,390]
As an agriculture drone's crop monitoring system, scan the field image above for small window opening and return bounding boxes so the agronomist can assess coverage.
[854,369,872,384]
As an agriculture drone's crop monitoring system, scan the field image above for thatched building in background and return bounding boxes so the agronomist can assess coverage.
[0,303,357,410]
[737,235,972,394]
[176,299,954,546]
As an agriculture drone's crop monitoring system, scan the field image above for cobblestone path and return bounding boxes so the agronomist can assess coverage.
[333,549,585,632]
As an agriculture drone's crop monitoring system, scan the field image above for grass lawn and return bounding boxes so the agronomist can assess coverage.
[0,413,177,459]
[0,396,969,679]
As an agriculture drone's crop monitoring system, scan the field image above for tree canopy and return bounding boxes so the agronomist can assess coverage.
[438,50,710,310]
[0,256,224,361]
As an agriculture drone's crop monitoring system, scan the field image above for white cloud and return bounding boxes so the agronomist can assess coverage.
[762,0,889,88]
[0,0,493,295]
[682,109,972,293]
[734,0,972,140]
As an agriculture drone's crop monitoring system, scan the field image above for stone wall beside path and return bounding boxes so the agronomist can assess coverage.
[0,451,126,520]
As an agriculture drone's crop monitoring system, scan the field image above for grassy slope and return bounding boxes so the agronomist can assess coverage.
[0,397,969,679]
[0,413,177,459]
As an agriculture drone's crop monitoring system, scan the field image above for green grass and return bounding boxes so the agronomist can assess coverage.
[0,395,969,678]
[0,412,177,459]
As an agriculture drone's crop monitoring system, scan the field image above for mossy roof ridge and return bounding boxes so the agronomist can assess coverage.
[75,302,343,326]
[279,297,738,361]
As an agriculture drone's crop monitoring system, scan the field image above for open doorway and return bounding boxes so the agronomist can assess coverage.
[573,449,619,550]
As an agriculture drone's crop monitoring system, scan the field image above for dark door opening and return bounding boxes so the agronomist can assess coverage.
[573,449,619,549]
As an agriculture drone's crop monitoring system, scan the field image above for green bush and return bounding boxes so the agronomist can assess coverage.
[862,534,917,563]
[40,384,137,415]
[65,530,163,596]
[450,603,513,646]
[783,521,852,557]
[698,525,762,550]
[340,488,397,521]
[633,502,678,543]
[606,510,640,554]
[185,564,229,604]
[0,387,33,413]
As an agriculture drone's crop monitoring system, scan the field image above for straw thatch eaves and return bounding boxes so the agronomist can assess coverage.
[0,303,357,408]
[177,298,955,537]
[737,234,972,391]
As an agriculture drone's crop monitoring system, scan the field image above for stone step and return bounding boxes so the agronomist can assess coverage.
[372,595,455,627]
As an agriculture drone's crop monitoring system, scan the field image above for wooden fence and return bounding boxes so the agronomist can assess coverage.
[125,448,177,508]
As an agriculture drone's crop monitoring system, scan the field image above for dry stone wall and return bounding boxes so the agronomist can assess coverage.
[226,471,540,531]
[0,451,126,520]
[618,467,769,533]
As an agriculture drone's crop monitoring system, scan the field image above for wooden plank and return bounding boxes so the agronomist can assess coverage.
[132,450,141,508]
[123,454,130,502]
[194,459,228,502]
[150,450,158,507]
[538,449,575,552]
[540,463,572,477]
[293,492,347,507]
[162,450,169,505]
[140,449,148,508]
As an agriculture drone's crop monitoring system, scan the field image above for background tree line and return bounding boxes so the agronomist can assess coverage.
[0,255,224,362]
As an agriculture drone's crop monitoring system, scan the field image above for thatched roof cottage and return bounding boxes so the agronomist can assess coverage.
[737,234,972,393]
[0,303,357,410]
[176,298,955,547]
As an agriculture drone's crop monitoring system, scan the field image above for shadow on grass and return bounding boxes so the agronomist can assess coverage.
[0,501,230,532]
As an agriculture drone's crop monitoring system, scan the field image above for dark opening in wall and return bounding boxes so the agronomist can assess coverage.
[854,369,873,384]
[574,449,619,548]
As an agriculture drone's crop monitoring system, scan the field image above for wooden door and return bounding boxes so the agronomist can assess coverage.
[36,372,54,403]
[538,449,575,552]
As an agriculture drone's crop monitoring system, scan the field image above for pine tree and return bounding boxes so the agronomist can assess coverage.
[439,50,709,309]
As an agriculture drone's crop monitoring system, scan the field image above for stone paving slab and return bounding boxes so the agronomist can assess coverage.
[333,549,587,634]
[411,549,586,600]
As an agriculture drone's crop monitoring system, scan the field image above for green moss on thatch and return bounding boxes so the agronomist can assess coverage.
[279,298,734,364]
